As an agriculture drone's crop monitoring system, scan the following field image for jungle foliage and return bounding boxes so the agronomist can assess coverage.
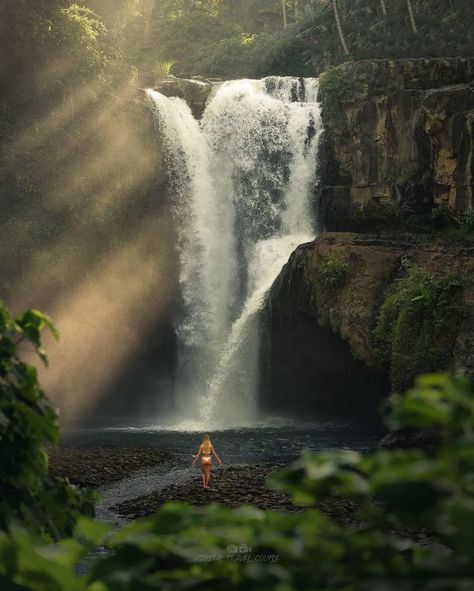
[140,0,474,78]
[0,302,94,540]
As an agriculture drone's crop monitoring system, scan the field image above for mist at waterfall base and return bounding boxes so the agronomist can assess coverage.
[145,77,323,431]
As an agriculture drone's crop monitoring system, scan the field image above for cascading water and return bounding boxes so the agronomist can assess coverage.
[147,77,323,429]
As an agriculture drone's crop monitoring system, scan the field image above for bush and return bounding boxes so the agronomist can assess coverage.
[196,35,251,79]
[139,12,317,80]
[153,59,176,78]
[374,266,466,391]
[429,204,454,230]
[247,29,315,78]
[462,210,474,232]
[0,302,94,540]
[319,66,354,115]
[318,254,349,288]
[136,0,474,80]
[146,13,243,77]
[1,374,474,589]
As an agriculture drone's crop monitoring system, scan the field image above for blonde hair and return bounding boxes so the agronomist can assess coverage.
[202,433,211,452]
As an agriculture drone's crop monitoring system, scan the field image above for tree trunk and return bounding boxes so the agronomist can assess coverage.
[143,0,155,45]
[407,0,418,33]
[379,0,387,16]
[333,0,350,55]
[294,0,301,19]
[282,0,288,29]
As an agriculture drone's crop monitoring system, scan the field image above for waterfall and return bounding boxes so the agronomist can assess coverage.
[147,77,323,429]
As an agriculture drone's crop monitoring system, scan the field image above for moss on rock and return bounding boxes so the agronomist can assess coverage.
[318,254,349,289]
[374,266,466,392]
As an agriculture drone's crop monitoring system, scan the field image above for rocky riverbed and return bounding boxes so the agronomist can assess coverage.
[114,464,295,518]
[48,439,375,528]
[51,448,435,547]
[113,464,359,527]
[49,446,171,487]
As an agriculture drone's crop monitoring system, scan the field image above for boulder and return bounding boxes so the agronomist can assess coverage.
[153,75,213,118]
[262,232,474,416]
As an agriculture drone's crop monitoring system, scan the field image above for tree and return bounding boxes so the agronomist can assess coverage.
[282,0,288,29]
[332,0,350,55]
[407,0,418,33]
[294,0,301,19]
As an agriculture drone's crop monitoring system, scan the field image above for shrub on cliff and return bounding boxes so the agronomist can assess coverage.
[318,254,349,288]
[374,266,466,392]
[0,302,94,540]
[319,66,354,113]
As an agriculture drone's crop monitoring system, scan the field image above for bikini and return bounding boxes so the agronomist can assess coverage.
[201,446,212,465]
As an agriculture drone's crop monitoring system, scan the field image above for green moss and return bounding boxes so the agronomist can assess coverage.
[374,266,466,392]
[318,254,349,289]
[384,164,418,184]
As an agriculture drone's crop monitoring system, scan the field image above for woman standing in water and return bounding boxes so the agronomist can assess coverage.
[192,434,222,489]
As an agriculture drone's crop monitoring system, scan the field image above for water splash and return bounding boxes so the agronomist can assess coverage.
[147,77,323,428]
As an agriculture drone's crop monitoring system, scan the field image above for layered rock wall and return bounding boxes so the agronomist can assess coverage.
[320,58,474,230]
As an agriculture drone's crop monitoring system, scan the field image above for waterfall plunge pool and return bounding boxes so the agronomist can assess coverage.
[61,420,385,466]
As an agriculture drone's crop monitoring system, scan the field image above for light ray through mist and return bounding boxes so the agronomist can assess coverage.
[36,219,177,424]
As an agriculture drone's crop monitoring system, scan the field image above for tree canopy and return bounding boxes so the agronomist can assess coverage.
[118,0,474,79]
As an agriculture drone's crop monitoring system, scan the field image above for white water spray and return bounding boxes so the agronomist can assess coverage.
[147,77,323,428]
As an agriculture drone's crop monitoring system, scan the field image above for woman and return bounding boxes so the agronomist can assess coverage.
[192,434,222,489]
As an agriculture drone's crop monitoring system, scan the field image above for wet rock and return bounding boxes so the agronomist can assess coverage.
[49,447,170,488]
[113,464,364,530]
[114,464,300,518]
[422,84,474,212]
[380,427,441,450]
[152,75,212,118]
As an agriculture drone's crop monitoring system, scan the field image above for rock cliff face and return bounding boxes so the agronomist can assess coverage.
[264,57,474,418]
[319,58,474,230]
[263,233,474,416]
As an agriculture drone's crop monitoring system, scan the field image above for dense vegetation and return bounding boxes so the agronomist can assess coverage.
[0,302,94,539]
[375,266,467,392]
[138,0,474,79]
[0,309,473,589]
